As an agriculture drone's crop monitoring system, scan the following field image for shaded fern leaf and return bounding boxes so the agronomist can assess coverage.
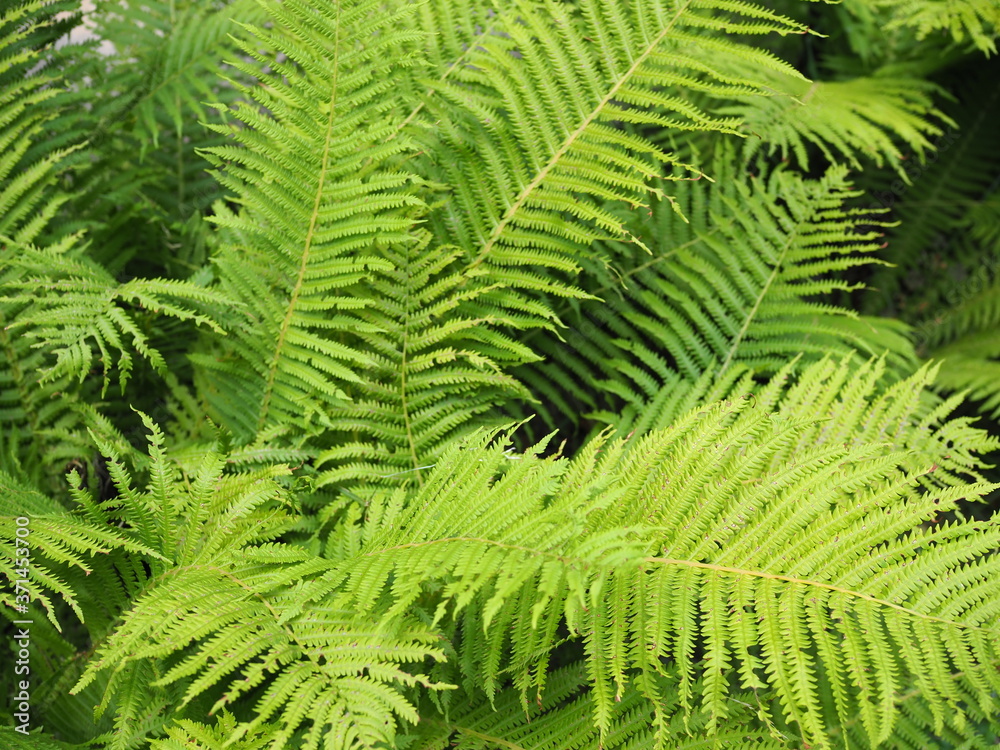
[0,727,75,750]
[922,279,1000,418]
[865,61,1000,316]
[3,242,228,393]
[410,663,787,750]
[515,163,913,436]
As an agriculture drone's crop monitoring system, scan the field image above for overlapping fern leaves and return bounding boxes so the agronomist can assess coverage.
[295,358,1000,749]
[5,0,1000,748]
[412,0,812,323]
[39,359,1000,750]
[515,161,915,436]
[191,0,426,442]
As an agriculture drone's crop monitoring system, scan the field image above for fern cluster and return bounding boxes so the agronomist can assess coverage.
[2,0,1000,748]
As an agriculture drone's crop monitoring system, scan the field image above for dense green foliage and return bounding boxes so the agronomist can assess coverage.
[2,0,1000,747]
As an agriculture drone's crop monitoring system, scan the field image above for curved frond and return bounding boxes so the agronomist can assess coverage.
[299,357,1000,748]
[415,0,810,324]
[515,163,914,436]
[193,0,426,443]
[727,71,949,174]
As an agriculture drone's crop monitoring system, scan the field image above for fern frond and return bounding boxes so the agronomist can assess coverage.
[867,0,1000,54]
[0,4,97,479]
[297,357,1000,748]
[90,0,267,152]
[414,0,810,325]
[0,1,77,244]
[315,233,538,489]
[410,662,787,750]
[727,70,949,174]
[0,469,157,627]
[151,712,278,750]
[64,414,445,748]
[515,162,913,436]
[2,241,229,393]
[193,0,426,443]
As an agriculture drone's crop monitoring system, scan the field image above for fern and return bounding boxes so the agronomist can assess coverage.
[2,242,228,392]
[862,0,1000,54]
[921,279,1000,418]
[728,70,949,174]
[190,0,426,442]
[513,161,915,437]
[413,0,811,325]
[71,416,448,749]
[295,358,1000,748]
[5,1,1000,748]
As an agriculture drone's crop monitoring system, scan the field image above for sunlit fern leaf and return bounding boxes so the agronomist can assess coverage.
[61,414,443,749]
[724,70,949,175]
[76,513,446,750]
[315,233,539,490]
[295,356,1000,748]
[0,469,157,628]
[866,0,1000,54]
[191,0,426,445]
[412,0,811,328]
[151,712,279,750]
[513,162,914,437]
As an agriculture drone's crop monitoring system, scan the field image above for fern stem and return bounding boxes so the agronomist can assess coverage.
[716,217,802,376]
[643,555,995,633]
